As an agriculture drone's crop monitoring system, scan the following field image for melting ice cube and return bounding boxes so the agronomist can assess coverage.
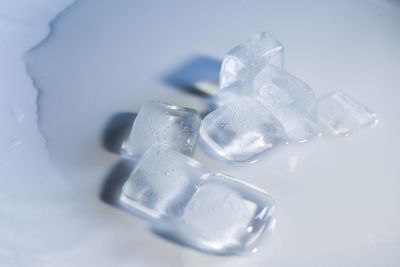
[122,101,201,159]
[218,32,284,105]
[218,34,319,144]
[253,65,320,142]
[121,144,207,220]
[318,91,377,136]
[156,173,276,255]
[200,97,287,162]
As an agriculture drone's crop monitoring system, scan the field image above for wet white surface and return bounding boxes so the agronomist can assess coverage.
[1,0,400,266]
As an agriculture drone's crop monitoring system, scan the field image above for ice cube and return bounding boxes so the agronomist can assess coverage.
[318,91,378,136]
[156,173,276,255]
[218,32,284,105]
[252,65,320,142]
[200,97,287,162]
[219,32,284,90]
[120,144,208,220]
[122,101,201,159]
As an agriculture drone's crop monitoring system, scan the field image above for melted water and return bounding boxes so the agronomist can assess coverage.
[24,0,400,266]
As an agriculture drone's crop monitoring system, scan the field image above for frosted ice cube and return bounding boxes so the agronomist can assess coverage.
[253,65,320,142]
[122,101,201,159]
[318,91,377,136]
[120,144,208,220]
[200,98,287,162]
[156,173,276,255]
[218,32,284,105]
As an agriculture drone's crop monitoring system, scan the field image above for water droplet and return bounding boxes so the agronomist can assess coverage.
[9,138,22,149]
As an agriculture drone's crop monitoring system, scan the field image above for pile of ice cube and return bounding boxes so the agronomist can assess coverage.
[117,32,377,255]
[202,32,377,161]
[120,101,275,254]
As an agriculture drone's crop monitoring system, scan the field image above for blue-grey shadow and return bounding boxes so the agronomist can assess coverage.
[102,112,137,154]
[100,111,138,208]
[162,55,221,97]
[100,159,136,207]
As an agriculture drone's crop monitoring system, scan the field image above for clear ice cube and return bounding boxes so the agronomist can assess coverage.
[120,144,208,220]
[156,173,276,255]
[218,32,284,105]
[200,97,287,162]
[122,101,201,159]
[252,65,320,142]
[318,91,377,136]
[121,145,276,254]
